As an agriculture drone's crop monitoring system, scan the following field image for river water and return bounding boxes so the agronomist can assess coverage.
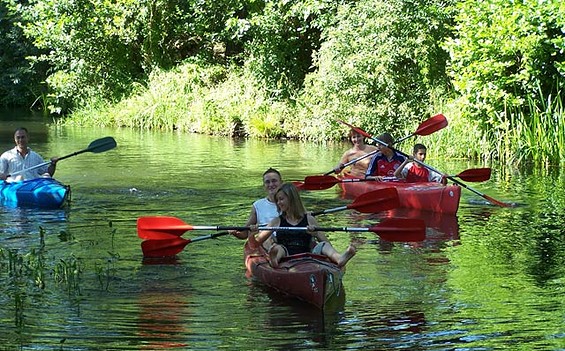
[0,110,564,350]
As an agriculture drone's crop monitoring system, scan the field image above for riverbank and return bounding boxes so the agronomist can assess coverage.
[61,62,486,159]
[60,61,564,166]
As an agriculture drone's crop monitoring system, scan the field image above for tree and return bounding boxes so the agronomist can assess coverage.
[0,0,47,107]
[444,0,565,132]
[296,0,455,139]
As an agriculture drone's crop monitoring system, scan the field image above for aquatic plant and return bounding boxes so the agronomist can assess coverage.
[53,255,83,295]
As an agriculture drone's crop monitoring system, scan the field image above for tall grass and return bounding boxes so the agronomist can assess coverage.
[504,86,565,166]
[63,61,288,138]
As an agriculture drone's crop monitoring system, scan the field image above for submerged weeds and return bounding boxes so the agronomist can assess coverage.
[53,255,84,295]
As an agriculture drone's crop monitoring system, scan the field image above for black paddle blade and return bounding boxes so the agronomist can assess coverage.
[88,136,117,153]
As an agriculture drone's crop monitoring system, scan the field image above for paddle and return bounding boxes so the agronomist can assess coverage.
[338,120,513,207]
[299,168,491,191]
[142,232,230,258]
[450,168,491,182]
[311,187,399,215]
[140,218,427,257]
[327,114,447,176]
[8,136,117,177]
[137,188,400,240]
[393,113,448,144]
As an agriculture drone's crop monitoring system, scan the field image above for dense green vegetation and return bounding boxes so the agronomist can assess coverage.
[1,0,564,164]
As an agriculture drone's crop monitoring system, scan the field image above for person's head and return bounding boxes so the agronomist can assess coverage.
[262,168,282,198]
[13,127,30,150]
[412,143,427,163]
[376,133,394,155]
[275,182,306,219]
[348,130,365,146]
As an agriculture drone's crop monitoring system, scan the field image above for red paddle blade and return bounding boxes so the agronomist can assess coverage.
[141,238,190,257]
[300,175,340,190]
[349,188,400,213]
[484,195,514,208]
[415,114,448,136]
[456,168,491,182]
[139,230,184,240]
[137,216,193,239]
[371,218,426,242]
[339,120,369,136]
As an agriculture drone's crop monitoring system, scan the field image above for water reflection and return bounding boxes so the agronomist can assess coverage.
[245,282,345,350]
[1,113,564,350]
[136,290,191,349]
[341,305,427,349]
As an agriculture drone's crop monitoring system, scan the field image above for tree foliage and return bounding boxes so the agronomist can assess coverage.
[12,0,259,112]
[1,0,565,163]
[241,0,345,99]
[0,0,47,106]
[444,0,565,132]
[296,0,455,139]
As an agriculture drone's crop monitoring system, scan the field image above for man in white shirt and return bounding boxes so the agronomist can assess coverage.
[0,127,58,182]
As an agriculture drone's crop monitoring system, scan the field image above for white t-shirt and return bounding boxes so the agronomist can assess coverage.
[253,197,279,225]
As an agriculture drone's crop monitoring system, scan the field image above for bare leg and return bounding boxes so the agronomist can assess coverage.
[318,242,356,267]
[268,244,285,268]
[337,245,357,267]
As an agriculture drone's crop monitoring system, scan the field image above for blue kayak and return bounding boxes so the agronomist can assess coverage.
[0,178,71,208]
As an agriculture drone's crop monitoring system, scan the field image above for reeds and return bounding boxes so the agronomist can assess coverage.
[504,84,565,165]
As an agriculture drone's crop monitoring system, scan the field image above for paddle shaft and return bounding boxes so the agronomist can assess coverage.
[8,161,51,176]
[8,136,117,177]
[188,231,230,243]
[140,218,426,257]
[155,225,391,232]
[324,149,379,176]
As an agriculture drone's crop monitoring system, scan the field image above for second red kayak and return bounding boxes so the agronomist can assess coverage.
[244,241,345,310]
[339,174,461,214]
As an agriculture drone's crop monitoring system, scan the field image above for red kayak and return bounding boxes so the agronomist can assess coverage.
[244,241,345,310]
[339,174,461,215]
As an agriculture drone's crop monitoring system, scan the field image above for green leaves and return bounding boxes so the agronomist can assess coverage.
[445,0,565,130]
[297,0,453,137]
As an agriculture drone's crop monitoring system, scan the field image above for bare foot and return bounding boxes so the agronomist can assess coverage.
[337,245,357,267]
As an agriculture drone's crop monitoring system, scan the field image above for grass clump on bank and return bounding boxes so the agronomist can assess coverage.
[64,61,288,139]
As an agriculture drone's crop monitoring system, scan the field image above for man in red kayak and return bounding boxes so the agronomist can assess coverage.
[364,132,406,181]
[0,127,59,182]
[333,130,378,177]
[393,143,447,184]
